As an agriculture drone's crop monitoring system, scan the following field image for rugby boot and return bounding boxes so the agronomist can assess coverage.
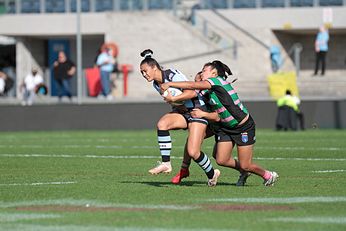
[207,169,221,187]
[171,168,190,184]
[263,171,279,186]
[148,161,172,175]
[236,171,251,186]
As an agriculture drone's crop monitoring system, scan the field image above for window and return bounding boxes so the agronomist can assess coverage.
[95,0,113,12]
[233,0,256,8]
[21,0,40,13]
[46,0,66,13]
[262,0,285,8]
[319,0,343,6]
[290,0,313,7]
[70,0,90,12]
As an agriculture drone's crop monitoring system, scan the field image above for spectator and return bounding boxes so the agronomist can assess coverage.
[0,71,14,97]
[96,46,115,100]
[53,51,76,102]
[270,45,282,73]
[276,90,304,131]
[314,26,329,76]
[20,68,44,106]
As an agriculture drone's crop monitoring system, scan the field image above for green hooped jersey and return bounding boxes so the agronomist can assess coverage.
[204,77,249,128]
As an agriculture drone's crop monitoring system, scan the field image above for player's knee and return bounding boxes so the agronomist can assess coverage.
[239,162,251,172]
[215,157,227,166]
[157,120,169,130]
[187,147,200,159]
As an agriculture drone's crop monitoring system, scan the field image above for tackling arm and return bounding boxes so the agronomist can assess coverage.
[191,109,220,122]
[161,81,211,92]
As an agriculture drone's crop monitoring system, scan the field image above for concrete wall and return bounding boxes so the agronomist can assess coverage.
[0,100,345,131]
[1,8,346,100]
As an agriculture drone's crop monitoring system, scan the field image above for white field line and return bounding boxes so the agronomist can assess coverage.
[254,157,346,161]
[0,153,346,162]
[0,144,345,151]
[0,199,198,211]
[0,213,61,222]
[313,170,346,173]
[266,217,346,224]
[207,197,346,204]
[0,181,77,186]
[0,224,233,231]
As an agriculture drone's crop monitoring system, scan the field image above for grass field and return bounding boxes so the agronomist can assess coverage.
[0,129,345,231]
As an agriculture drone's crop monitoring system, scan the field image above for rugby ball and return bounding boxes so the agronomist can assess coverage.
[162,87,184,106]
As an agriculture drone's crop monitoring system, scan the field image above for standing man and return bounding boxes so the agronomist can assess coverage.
[53,51,76,102]
[314,26,329,76]
[96,46,115,100]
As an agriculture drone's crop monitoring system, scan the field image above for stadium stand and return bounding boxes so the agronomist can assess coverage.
[0,0,345,101]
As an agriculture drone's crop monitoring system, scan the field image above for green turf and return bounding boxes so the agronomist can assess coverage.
[0,129,345,231]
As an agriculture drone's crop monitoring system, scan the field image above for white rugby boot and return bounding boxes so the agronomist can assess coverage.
[207,169,221,187]
[148,161,172,175]
[263,171,279,186]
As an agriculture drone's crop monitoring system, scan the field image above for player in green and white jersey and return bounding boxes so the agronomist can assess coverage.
[161,61,279,186]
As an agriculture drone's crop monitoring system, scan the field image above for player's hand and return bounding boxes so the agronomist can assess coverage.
[191,108,205,118]
[162,91,174,103]
[160,83,170,92]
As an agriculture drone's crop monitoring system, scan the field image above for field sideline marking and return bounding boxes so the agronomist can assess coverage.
[0,224,232,231]
[0,213,61,222]
[0,199,198,210]
[0,153,345,162]
[207,196,346,203]
[0,181,77,186]
[0,144,345,151]
[266,216,346,224]
[313,170,345,173]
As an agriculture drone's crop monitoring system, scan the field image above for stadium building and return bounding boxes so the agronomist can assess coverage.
[0,0,346,129]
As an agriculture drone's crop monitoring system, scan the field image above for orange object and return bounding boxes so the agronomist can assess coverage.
[120,64,133,97]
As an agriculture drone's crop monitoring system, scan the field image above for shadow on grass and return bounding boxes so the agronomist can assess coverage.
[121,180,235,187]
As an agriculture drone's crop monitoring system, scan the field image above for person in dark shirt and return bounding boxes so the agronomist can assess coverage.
[53,51,76,101]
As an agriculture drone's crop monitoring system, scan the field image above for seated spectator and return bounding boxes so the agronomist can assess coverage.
[21,68,44,106]
[275,90,304,131]
[0,71,14,96]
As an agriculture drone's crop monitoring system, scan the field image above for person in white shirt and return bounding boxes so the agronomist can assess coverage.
[0,72,5,95]
[21,68,44,105]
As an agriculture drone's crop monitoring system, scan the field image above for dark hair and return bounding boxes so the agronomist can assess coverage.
[140,49,162,70]
[204,60,232,79]
[286,89,292,95]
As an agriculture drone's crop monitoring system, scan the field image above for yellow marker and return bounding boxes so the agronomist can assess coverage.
[283,23,292,29]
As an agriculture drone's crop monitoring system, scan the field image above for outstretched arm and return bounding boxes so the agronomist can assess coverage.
[161,80,211,92]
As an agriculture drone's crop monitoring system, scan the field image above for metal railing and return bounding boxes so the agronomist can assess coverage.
[0,0,344,14]
[193,13,239,59]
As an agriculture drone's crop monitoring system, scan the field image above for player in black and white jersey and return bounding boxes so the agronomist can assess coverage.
[140,49,220,187]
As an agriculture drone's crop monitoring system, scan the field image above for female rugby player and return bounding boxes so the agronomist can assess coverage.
[161,61,279,186]
[139,49,220,186]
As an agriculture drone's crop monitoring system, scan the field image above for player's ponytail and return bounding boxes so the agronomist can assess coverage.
[140,49,153,59]
[140,49,162,71]
[211,60,232,80]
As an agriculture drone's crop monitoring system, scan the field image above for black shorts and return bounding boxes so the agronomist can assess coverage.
[213,115,256,146]
[171,106,208,126]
